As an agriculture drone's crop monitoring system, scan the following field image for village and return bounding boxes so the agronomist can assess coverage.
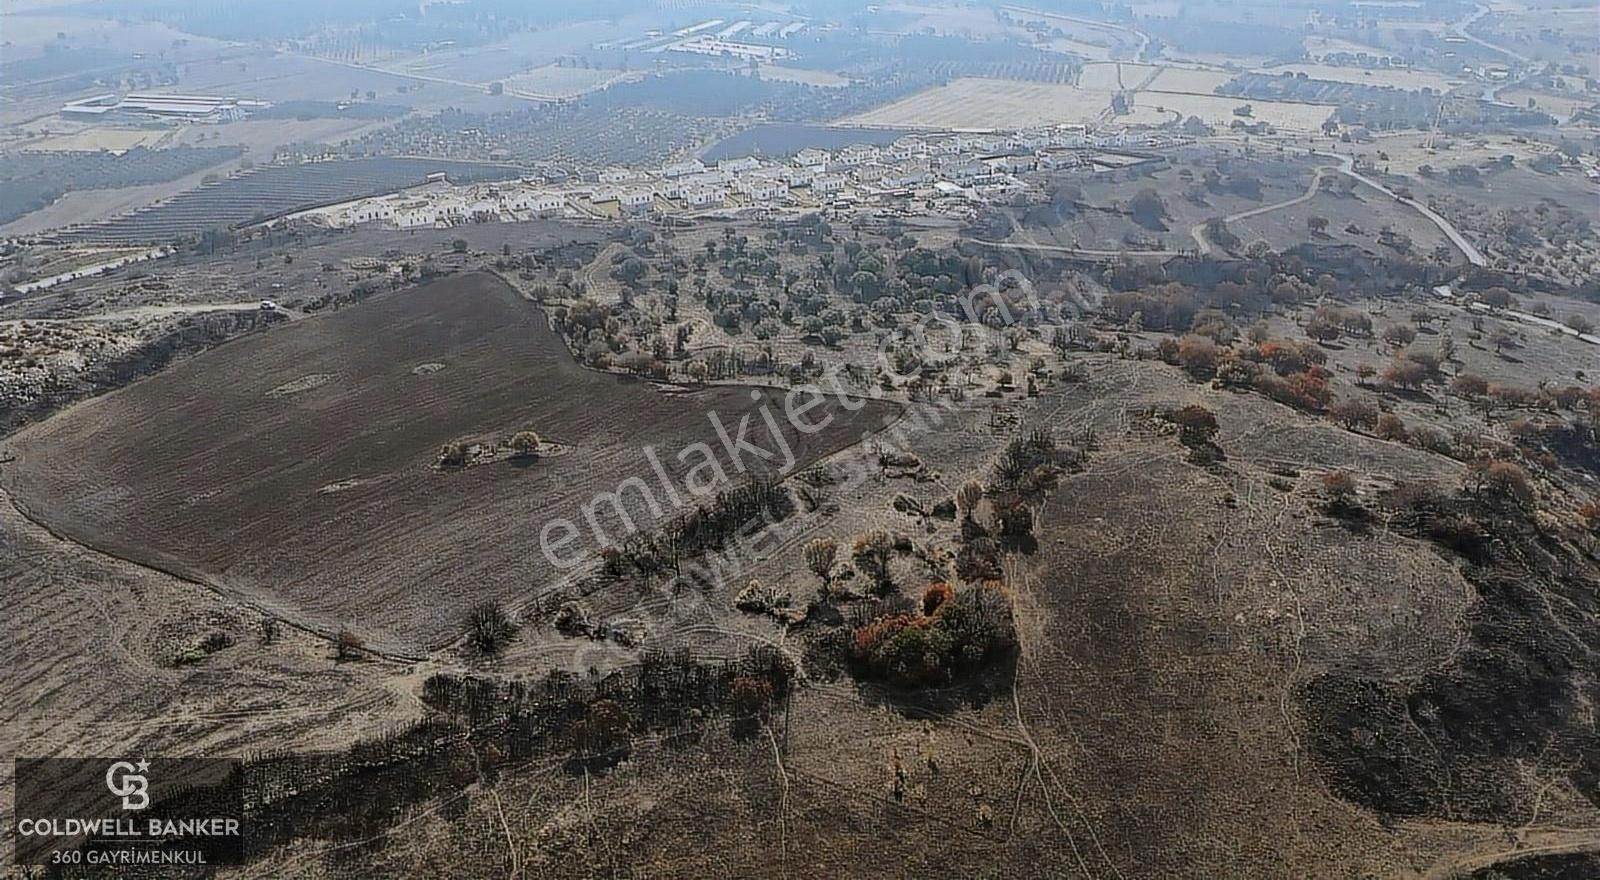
[290,126,1186,230]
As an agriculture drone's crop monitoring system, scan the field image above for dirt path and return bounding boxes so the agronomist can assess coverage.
[1416,829,1600,880]
[1190,165,1333,255]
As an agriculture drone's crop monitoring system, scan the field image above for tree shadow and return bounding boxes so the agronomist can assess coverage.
[852,654,1017,718]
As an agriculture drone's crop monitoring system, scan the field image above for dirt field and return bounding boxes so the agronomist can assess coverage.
[24,127,172,152]
[504,65,635,98]
[1265,63,1465,92]
[1079,61,1162,91]
[1144,65,1235,93]
[838,78,1116,129]
[0,272,900,654]
[840,74,1337,131]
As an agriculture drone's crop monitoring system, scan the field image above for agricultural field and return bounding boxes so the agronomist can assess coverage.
[756,65,851,87]
[1262,62,1465,92]
[52,157,521,244]
[22,127,172,152]
[1,272,898,654]
[838,78,1115,129]
[1505,88,1600,119]
[1131,89,1336,129]
[504,65,636,99]
[1143,65,1235,93]
[1078,61,1162,91]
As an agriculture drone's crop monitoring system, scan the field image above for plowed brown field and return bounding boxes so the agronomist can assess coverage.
[2,273,897,654]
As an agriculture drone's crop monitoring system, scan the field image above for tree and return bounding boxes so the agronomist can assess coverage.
[571,699,631,759]
[1566,314,1596,335]
[467,601,517,654]
[851,530,896,588]
[1167,405,1219,448]
[1128,188,1167,228]
[335,627,364,661]
[1452,373,1490,397]
[1306,215,1329,235]
[438,442,469,467]
[803,538,837,588]
[509,431,541,458]
[1331,398,1379,431]
[1465,459,1534,508]
[1176,334,1218,378]
[1383,357,1428,390]
[1382,324,1417,348]
[1322,470,1357,502]
[451,238,468,253]
[1375,413,1409,441]
[955,480,985,522]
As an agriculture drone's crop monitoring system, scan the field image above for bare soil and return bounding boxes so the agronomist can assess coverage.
[1,272,899,654]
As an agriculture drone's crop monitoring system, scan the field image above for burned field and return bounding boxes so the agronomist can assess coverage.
[1,273,898,654]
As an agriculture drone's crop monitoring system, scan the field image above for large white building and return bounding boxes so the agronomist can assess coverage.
[61,92,261,122]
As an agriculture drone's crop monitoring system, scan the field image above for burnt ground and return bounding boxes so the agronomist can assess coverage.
[0,272,899,654]
[205,355,1598,878]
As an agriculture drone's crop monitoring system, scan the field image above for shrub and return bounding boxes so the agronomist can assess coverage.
[1322,470,1357,499]
[923,582,954,616]
[1176,333,1219,379]
[1465,459,1535,508]
[508,431,541,458]
[1579,502,1600,534]
[803,537,837,586]
[849,584,1016,687]
[1375,413,1409,441]
[1330,398,1379,431]
[851,530,897,587]
[335,627,364,661]
[1166,405,1219,448]
[467,601,518,655]
[730,676,775,718]
[1452,373,1490,397]
[437,442,470,467]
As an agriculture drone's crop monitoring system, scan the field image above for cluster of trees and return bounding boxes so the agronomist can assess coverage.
[599,480,795,582]
[1,146,244,226]
[848,582,1016,687]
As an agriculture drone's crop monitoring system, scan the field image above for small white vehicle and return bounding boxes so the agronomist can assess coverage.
[260,299,278,311]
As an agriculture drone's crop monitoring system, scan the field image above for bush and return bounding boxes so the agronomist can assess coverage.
[1166,405,1219,448]
[1452,373,1490,397]
[467,601,518,655]
[1331,398,1379,431]
[1375,413,1409,441]
[1465,459,1535,508]
[335,627,364,661]
[508,431,541,458]
[923,582,954,616]
[1176,333,1219,379]
[849,584,1016,687]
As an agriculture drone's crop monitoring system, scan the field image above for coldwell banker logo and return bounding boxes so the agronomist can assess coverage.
[12,756,245,866]
[105,759,150,811]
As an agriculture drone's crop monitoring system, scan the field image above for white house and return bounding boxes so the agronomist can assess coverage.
[813,174,846,194]
[684,186,725,207]
[662,159,707,178]
[782,165,815,186]
[793,148,831,168]
[717,156,761,173]
[620,188,655,210]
